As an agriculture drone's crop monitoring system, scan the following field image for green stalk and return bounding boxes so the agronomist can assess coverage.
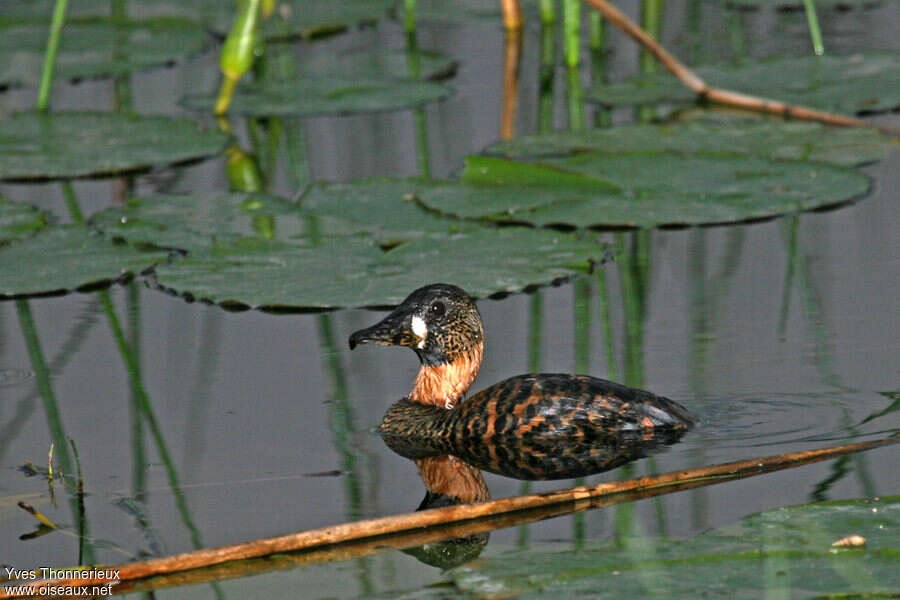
[596,266,619,381]
[16,301,74,479]
[528,292,544,373]
[100,291,206,548]
[403,0,417,32]
[16,300,95,563]
[574,279,591,374]
[802,0,825,56]
[778,216,798,337]
[406,32,431,178]
[61,182,84,224]
[70,439,86,565]
[127,282,147,498]
[566,66,585,132]
[538,23,556,134]
[563,0,580,68]
[37,0,69,112]
[284,119,310,193]
[111,0,132,109]
[589,12,604,53]
[639,0,664,75]
[316,314,366,525]
[215,0,262,115]
[540,0,556,23]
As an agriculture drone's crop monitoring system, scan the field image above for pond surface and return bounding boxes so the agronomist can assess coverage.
[0,1,898,597]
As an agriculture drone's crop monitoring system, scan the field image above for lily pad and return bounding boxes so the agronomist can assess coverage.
[0,226,167,298]
[152,228,606,309]
[0,199,46,245]
[589,53,900,115]
[90,192,362,252]
[0,17,210,89]
[91,185,475,251]
[415,154,870,228]
[722,0,885,8]
[0,0,388,40]
[217,0,395,41]
[181,77,452,117]
[0,111,231,181]
[0,0,217,19]
[451,495,900,599]
[393,0,539,23]
[484,117,899,167]
[299,179,483,244]
[291,47,458,81]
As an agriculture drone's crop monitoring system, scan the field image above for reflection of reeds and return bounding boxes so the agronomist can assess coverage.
[315,314,375,594]
[778,217,877,501]
[9,437,894,599]
[500,29,522,140]
[406,32,432,178]
[14,298,95,565]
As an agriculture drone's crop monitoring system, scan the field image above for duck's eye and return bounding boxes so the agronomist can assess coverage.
[429,301,446,318]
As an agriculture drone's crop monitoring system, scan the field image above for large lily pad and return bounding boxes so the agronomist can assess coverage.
[723,0,885,8]
[0,199,46,245]
[485,117,899,167]
[0,17,210,89]
[217,0,395,41]
[0,226,167,298]
[299,179,482,244]
[182,77,452,117]
[183,44,455,117]
[0,111,230,181]
[152,228,606,309]
[0,0,389,40]
[393,0,539,23]
[91,185,475,251]
[415,154,870,228]
[451,495,900,599]
[291,47,458,81]
[90,192,359,252]
[589,53,900,115]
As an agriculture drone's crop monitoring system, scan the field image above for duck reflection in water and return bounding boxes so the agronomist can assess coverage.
[349,283,695,480]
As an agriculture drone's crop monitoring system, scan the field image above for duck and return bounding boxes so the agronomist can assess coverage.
[349,283,695,480]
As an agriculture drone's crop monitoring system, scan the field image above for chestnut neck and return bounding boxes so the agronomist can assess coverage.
[409,340,483,409]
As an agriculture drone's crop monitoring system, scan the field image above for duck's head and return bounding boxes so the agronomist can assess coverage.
[349,283,484,367]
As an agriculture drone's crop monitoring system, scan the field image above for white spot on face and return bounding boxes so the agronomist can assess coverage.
[411,315,427,349]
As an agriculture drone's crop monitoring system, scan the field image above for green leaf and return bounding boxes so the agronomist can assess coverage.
[0,111,231,181]
[90,192,361,252]
[238,0,395,41]
[589,53,900,115]
[402,0,539,23]
[291,47,457,81]
[182,77,452,117]
[723,0,885,7]
[484,117,899,167]
[417,153,870,228]
[451,496,900,599]
[152,228,606,309]
[462,156,620,190]
[0,17,211,89]
[299,179,481,244]
[0,199,46,245]
[90,185,475,251]
[0,226,167,298]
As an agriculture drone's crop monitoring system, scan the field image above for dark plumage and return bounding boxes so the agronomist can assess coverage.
[350,284,695,480]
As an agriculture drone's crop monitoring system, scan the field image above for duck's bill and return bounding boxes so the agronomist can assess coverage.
[348,310,420,350]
